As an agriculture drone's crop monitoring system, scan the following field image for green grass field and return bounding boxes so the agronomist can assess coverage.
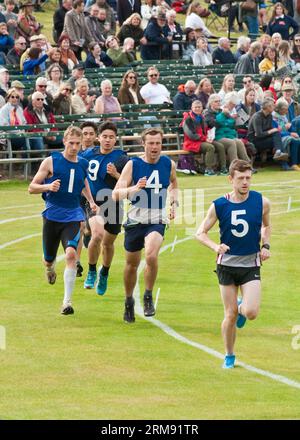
[0,170,300,420]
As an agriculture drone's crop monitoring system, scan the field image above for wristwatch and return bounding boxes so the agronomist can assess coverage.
[261,243,270,250]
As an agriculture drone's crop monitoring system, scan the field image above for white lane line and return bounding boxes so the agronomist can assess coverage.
[134,237,300,391]
[287,196,292,212]
[0,233,42,250]
[0,214,40,225]
[170,235,177,253]
[0,204,41,212]
[154,287,161,311]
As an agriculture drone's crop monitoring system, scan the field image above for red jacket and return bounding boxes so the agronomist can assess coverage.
[23,107,56,132]
[181,111,208,153]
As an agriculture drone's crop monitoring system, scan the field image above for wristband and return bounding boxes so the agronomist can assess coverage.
[261,243,270,250]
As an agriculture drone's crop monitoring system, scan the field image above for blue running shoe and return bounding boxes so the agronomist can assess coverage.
[96,270,108,296]
[222,354,235,369]
[84,270,97,289]
[236,297,247,328]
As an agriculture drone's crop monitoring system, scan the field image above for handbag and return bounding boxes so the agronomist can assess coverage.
[241,0,257,13]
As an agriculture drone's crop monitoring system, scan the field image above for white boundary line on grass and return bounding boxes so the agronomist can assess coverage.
[134,237,300,391]
[0,214,40,225]
[0,233,42,250]
[0,203,40,212]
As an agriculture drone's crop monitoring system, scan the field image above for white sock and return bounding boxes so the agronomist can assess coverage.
[63,268,76,306]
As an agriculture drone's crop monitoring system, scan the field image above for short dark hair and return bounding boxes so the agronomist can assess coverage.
[229,159,252,177]
[80,121,98,134]
[141,128,164,143]
[98,121,117,135]
[73,0,83,9]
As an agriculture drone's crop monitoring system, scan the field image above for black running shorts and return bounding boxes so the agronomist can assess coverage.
[216,265,261,286]
[42,218,81,263]
[85,196,123,236]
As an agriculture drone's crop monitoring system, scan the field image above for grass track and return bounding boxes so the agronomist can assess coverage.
[0,171,300,419]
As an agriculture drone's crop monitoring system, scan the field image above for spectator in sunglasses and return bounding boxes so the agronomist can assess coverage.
[6,37,27,66]
[52,82,74,115]
[140,66,171,104]
[0,88,28,151]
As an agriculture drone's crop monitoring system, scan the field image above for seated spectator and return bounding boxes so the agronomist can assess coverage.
[259,33,272,54]
[281,83,300,121]
[291,33,300,67]
[140,65,171,104]
[193,37,212,67]
[94,79,122,118]
[140,10,172,60]
[58,35,78,74]
[237,88,261,122]
[182,27,196,61]
[235,36,251,60]
[266,2,298,41]
[118,70,145,106]
[117,13,144,49]
[0,87,28,151]
[195,77,214,109]
[280,75,298,94]
[46,63,63,98]
[23,47,48,75]
[234,42,262,75]
[238,75,264,105]
[84,4,107,48]
[34,76,54,113]
[52,82,73,115]
[11,79,28,108]
[270,32,282,50]
[106,35,135,67]
[0,22,14,55]
[15,1,42,45]
[289,114,300,170]
[218,74,235,105]
[259,46,277,74]
[53,0,73,43]
[72,78,96,114]
[85,41,113,69]
[212,37,236,65]
[0,65,10,97]
[185,1,213,38]
[20,34,43,71]
[272,97,300,170]
[6,37,27,66]
[173,80,196,111]
[247,97,289,163]
[259,75,278,101]
[277,40,296,73]
[67,62,85,90]
[24,91,62,151]
[179,99,227,176]
[162,9,183,59]
[3,0,18,40]
[204,94,250,167]
[45,47,63,70]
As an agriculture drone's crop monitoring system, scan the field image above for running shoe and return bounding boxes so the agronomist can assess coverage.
[222,354,235,369]
[124,298,135,323]
[144,295,155,317]
[76,261,83,277]
[96,269,108,295]
[84,270,97,289]
[61,303,74,315]
[46,267,56,285]
[236,297,247,328]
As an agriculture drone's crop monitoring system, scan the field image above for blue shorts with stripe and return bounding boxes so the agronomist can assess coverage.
[42,218,81,263]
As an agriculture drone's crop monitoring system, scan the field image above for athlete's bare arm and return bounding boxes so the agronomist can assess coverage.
[196,203,230,254]
[168,161,178,220]
[261,196,271,261]
[28,157,60,194]
[112,160,147,201]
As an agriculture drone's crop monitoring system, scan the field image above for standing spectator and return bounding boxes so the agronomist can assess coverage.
[6,37,26,65]
[46,63,64,98]
[117,13,145,49]
[117,0,141,26]
[118,70,145,106]
[247,98,289,162]
[212,37,236,65]
[72,78,96,114]
[0,23,14,55]
[15,0,42,44]
[240,0,259,40]
[173,80,196,110]
[52,82,73,115]
[162,9,183,59]
[106,35,135,67]
[140,10,171,60]
[3,0,18,39]
[195,77,214,109]
[193,37,212,67]
[140,65,171,104]
[53,0,73,44]
[95,0,116,34]
[185,1,213,38]
[235,36,251,60]
[58,35,78,74]
[141,0,157,29]
[63,0,92,60]
[233,42,262,75]
[266,2,298,40]
[84,4,107,48]
[85,41,113,68]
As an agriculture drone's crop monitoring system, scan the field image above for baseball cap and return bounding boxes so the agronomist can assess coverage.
[0,66,8,74]
[30,35,43,42]
[281,83,294,91]
[11,80,25,89]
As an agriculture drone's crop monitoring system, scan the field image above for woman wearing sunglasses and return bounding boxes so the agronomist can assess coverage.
[118,70,145,106]
[0,87,27,151]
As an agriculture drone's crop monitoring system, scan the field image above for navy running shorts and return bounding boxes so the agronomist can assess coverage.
[124,223,166,252]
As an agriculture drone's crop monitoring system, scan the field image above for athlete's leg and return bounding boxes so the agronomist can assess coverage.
[144,231,164,291]
[240,280,261,320]
[84,215,105,289]
[124,250,142,299]
[76,221,85,277]
[42,218,61,284]
[96,230,118,295]
[220,284,239,355]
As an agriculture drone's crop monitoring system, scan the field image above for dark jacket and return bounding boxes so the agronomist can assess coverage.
[85,52,113,68]
[52,94,72,115]
[212,47,236,65]
[117,0,141,26]
[53,6,69,42]
[140,18,169,61]
[118,86,144,106]
[247,110,273,141]
[162,22,183,59]
[6,47,23,66]
[0,35,14,55]
[233,53,260,75]
[266,15,299,40]
[173,91,196,111]
[117,24,144,48]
